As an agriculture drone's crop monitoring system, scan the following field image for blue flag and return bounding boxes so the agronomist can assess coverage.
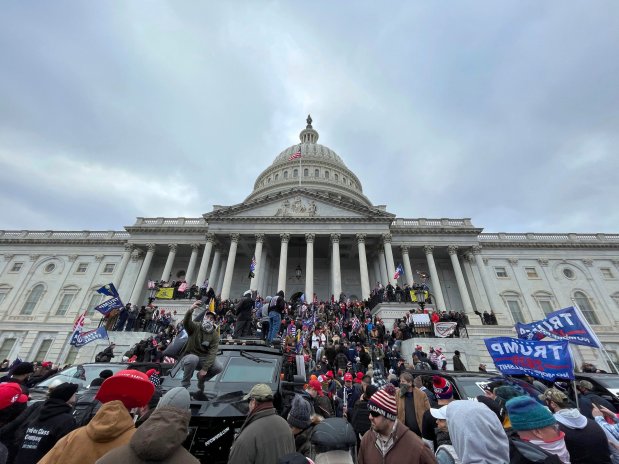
[70,327,109,347]
[97,283,120,298]
[515,306,601,348]
[485,337,574,381]
[94,296,124,316]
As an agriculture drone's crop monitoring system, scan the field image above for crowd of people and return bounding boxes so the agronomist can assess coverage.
[1,287,618,463]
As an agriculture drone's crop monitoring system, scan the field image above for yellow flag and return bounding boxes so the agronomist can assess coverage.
[208,298,215,313]
[410,290,417,302]
[155,288,174,299]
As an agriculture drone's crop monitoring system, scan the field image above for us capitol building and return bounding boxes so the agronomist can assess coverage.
[1,117,618,369]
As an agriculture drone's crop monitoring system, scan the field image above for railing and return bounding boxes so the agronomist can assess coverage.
[479,233,619,242]
[0,230,130,240]
[132,217,207,227]
[391,218,474,227]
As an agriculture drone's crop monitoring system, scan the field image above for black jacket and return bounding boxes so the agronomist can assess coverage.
[235,296,254,321]
[559,417,611,464]
[13,398,76,464]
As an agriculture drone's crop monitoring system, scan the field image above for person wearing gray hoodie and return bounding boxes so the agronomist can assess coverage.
[95,387,198,464]
[444,400,510,464]
[540,388,611,464]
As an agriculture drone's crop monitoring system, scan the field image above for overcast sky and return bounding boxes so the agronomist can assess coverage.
[1,1,618,233]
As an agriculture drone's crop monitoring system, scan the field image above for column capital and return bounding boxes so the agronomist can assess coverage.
[230,233,240,243]
[190,243,201,251]
[305,233,315,243]
[146,243,156,252]
[123,243,134,252]
[280,233,290,243]
[330,233,341,243]
[423,245,434,255]
[255,233,265,243]
[205,233,215,243]
[400,245,409,254]
[448,245,459,256]
[95,254,104,262]
[464,252,475,263]
[168,243,178,252]
[472,245,483,254]
[356,233,366,243]
[381,233,392,244]
[508,258,519,265]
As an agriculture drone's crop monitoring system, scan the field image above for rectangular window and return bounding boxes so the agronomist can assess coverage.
[314,169,319,177]
[10,262,23,272]
[56,294,75,316]
[0,338,16,361]
[507,300,525,323]
[539,300,554,316]
[601,268,614,279]
[87,293,103,316]
[33,339,52,362]
[525,267,539,279]
[494,267,508,278]
[65,346,79,365]
[103,263,115,273]
[76,263,88,273]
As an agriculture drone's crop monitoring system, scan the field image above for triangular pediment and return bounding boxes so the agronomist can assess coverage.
[204,189,394,221]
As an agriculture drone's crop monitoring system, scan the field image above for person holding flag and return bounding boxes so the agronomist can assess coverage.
[394,264,404,281]
[248,256,256,279]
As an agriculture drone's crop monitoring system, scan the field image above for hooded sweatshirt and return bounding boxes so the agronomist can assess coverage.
[554,408,611,464]
[95,406,198,463]
[445,400,510,464]
[39,400,136,464]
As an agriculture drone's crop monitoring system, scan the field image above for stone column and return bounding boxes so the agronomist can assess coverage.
[378,248,388,285]
[331,234,342,300]
[160,244,177,281]
[305,233,315,302]
[113,244,133,289]
[195,233,214,286]
[130,243,156,305]
[357,234,370,300]
[401,245,414,286]
[382,234,397,285]
[448,245,474,315]
[372,258,381,288]
[277,234,290,295]
[216,256,227,295]
[184,243,200,287]
[207,249,222,289]
[250,234,265,292]
[424,245,447,311]
[471,245,497,312]
[220,234,240,300]
[259,251,268,297]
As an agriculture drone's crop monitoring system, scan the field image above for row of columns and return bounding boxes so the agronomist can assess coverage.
[121,234,479,315]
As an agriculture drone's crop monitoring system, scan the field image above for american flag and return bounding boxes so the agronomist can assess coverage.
[394,264,404,280]
[250,256,256,272]
[73,312,86,332]
[288,147,302,161]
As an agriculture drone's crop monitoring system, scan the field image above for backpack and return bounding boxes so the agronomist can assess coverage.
[72,388,102,427]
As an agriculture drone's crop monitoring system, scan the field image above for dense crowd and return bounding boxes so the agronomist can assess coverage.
[0,288,617,463]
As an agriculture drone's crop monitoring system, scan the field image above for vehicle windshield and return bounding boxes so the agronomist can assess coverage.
[35,365,123,388]
[592,377,619,390]
[453,378,490,399]
[220,357,277,383]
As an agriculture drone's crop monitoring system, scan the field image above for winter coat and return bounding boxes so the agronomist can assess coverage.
[397,387,431,434]
[293,424,316,458]
[350,399,372,438]
[235,296,254,321]
[95,406,198,464]
[555,408,611,464]
[228,404,296,464]
[358,420,437,464]
[39,400,136,464]
[181,308,220,370]
[452,354,466,372]
[13,398,77,464]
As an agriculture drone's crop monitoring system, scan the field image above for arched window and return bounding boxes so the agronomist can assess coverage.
[274,173,279,181]
[284,171,289,179]
[324,171,329,179]
[574,291,599,324]
[21,284,44,315]
[304,168,309,177]
[501,291,525,323]
[293,169,298,178]
[334,173,339,182]
[314,169,319,177]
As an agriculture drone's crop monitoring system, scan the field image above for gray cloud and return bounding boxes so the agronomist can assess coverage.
[0,1,617,232]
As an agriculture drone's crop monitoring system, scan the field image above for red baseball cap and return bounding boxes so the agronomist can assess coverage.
[308,380,323,394]
[344,373,353,382]
[0,383,28,410]
[325,370,334,379]
[95,369,155,409]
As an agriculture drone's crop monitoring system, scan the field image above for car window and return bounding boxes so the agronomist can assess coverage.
[454,378,489,399]
[36,367,80,387]
[220,357,277,383]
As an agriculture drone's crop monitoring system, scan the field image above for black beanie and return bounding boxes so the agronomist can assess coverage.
[287,395,312,429]
[12,362,34,376]
[48,383,79,402]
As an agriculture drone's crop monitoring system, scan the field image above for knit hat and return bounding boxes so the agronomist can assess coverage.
[157,387,190,410]
[48,382,79,402]
[433,376,454,400]
[365,384,378,400]
[287,395,312,429]
[0,383,28,410]
[368,384,398,420]
[494,385,525,403]
[12,362,34,376]
[95,369,155,409]
[506,396,557,431]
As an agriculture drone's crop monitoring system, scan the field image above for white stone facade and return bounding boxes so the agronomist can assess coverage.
[1,119,619,368]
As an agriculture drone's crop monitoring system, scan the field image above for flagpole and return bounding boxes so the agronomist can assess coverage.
[299,144,302,187]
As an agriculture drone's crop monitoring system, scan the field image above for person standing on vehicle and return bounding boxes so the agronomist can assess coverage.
[173,300,222,401]
[234,290,255,338]
[229,383,295,464]
[267,291,286,345]
[397,372,430,438]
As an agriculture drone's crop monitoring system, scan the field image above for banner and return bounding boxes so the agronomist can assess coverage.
[97,283,119,298]
[484,337,574,381]
[515,306,601,348]
[70,327,109,348]
[434,321,458,338]
[94,296,124,316]
[155,288,174,299]
[412,313,431,326]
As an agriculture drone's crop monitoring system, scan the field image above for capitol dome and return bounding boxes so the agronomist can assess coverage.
[246,116,373,207]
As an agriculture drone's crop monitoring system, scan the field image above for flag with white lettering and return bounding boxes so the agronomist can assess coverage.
[97,283,119,298]
[94,296,124,315]
[485,337,574,381]
[515,306,601,348]
[71,327,109,347]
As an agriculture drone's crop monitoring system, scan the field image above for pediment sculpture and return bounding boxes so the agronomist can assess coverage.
[275,196,318,217]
